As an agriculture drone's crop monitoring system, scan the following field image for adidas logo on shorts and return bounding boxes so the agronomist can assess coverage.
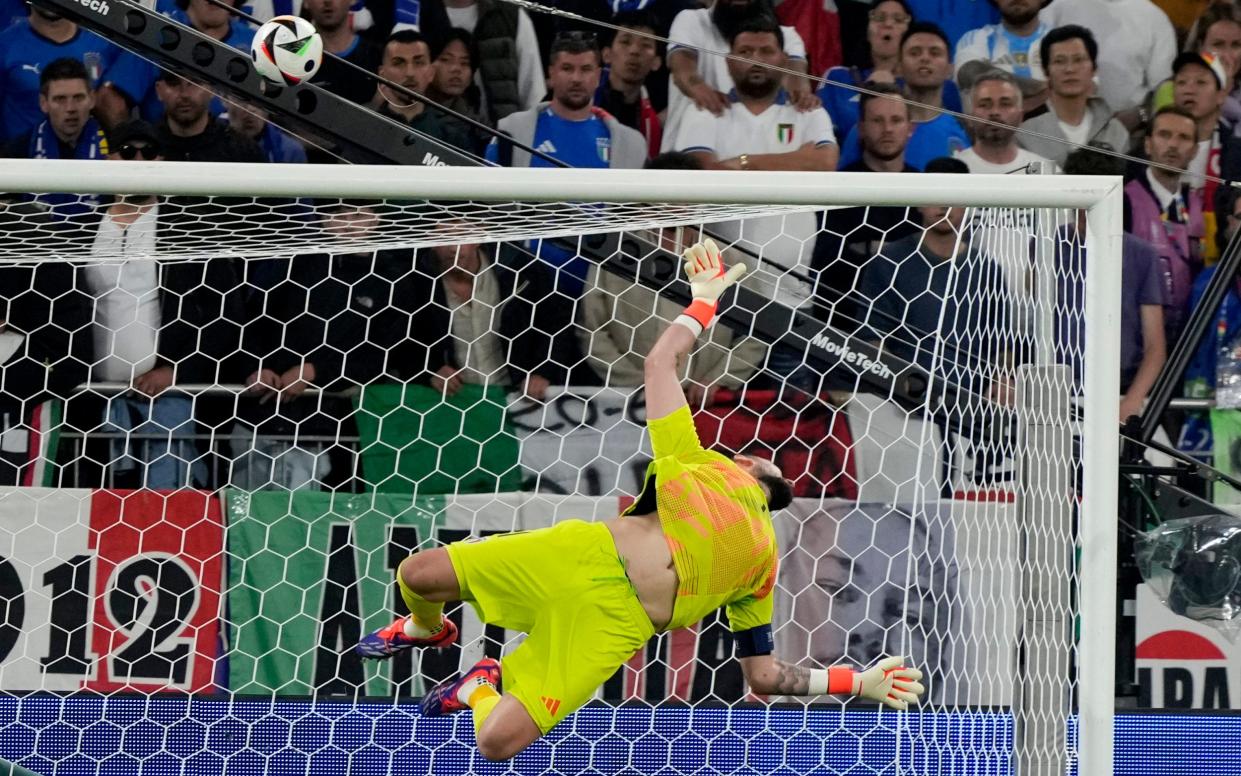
[541,696,561,716]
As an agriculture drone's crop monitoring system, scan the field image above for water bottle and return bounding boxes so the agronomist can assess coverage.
[1216,325,1241,409]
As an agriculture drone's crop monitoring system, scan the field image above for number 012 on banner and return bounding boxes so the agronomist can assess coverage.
[0,488,223,693]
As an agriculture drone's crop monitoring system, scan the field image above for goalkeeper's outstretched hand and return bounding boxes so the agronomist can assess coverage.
[854,656,925,710]
[683,239,747,303]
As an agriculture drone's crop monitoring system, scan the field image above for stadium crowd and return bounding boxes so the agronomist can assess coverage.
[0,0,1239,492]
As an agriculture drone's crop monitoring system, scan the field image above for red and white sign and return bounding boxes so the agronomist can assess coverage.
[1135,583,1241,709]
[0,487,224,693]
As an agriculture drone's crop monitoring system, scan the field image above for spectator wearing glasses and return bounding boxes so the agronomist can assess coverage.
[1039,0,1175,122]
[4,58,109,219]
[83,120,244,489]
[1018,26,1130,167]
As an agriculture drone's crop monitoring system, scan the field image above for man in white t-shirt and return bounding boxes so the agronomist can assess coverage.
[662,0,815,152]
[1040,0,1175,117]
[955,70,1057,174]
[87,120,243,490]
[954,70,1056,335]
[674,16,836,388]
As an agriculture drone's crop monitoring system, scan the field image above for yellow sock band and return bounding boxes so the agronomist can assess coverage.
[470,689,501,737]
[396,563,444,631]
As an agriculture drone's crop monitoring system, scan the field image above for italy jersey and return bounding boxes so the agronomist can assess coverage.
[0,21,120,141]
[485,107,614,295]
[622,405,778,633]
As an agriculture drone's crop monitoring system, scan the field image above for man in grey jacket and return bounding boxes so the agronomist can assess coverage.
[485,30,646,306]
[485,31,647,171]
[1018,25,1130,165]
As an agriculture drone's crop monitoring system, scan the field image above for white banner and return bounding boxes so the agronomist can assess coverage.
[1135,582,1241,709]
[0,487,94,691]
[509,387,652,497]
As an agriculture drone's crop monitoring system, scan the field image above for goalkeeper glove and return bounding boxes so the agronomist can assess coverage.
[852,656,925,710]
[675,239,747,336]
[817,656,925,710]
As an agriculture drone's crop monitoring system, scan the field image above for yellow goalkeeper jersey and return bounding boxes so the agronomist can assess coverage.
[621,405,778,633]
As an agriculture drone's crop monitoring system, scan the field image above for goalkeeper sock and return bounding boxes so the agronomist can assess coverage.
[396,568,444,637]
[459,678,501,735]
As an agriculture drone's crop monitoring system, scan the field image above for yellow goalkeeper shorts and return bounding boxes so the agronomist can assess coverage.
[445,519,655,733]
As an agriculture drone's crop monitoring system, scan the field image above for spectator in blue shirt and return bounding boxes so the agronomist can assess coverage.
[485,30,645,299]
[905,0,999,52]
[486,31,646,171]
[0,0,23,29]
[226,100,307,164]
[820,0,964,143]
[0,3,119,140]
[838,22,969,169]
[4,58,108,218]
[97,0,253,125]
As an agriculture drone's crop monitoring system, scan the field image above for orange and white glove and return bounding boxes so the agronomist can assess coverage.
[852,656,925,710]
[675,238,747,336]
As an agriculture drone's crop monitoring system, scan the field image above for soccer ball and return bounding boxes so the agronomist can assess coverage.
[251,16,323,86]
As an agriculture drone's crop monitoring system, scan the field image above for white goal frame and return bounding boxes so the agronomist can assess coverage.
[0,160,1121,775]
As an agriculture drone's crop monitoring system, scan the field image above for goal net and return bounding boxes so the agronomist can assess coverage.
[0,161,1118,776]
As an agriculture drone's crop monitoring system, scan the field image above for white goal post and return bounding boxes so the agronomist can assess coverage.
[0,160,1120,776]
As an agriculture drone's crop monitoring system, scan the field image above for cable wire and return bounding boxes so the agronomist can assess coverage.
[495,0,1236,188]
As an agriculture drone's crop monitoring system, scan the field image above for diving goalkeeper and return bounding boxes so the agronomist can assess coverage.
[356,240,925,761]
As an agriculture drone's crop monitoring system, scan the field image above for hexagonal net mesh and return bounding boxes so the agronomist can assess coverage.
[0,172,1118,775]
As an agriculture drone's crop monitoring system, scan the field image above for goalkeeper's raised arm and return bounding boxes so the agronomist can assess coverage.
[643,238,748,421]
